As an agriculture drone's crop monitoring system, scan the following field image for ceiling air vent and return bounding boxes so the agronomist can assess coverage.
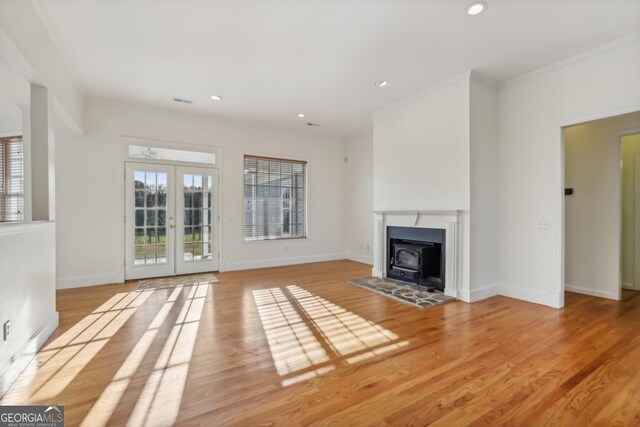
[173,97,193,104]
[306,122,320,127]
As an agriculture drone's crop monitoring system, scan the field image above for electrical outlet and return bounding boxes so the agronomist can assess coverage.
[538,221,549,229]
[284,246,289,252]
[3,320,11,341]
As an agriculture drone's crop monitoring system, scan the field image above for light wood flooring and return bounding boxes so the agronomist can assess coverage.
[2,260,640,426]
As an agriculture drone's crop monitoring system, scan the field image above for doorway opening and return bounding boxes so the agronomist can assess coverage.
[562,111,640,300]
[125,161,220,280]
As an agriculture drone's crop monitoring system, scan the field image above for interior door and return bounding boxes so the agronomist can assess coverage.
[125,162,175,279]
[176,166,219,274]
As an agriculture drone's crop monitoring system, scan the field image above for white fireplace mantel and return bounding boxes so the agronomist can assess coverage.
[372,209,463,299]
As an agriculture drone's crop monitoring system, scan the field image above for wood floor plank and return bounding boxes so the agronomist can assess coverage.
[1,260,639,426]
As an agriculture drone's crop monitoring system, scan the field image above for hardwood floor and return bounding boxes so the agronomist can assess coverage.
[2,260,640,426]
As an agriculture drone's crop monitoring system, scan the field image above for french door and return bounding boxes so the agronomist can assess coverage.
[125,162,219,280]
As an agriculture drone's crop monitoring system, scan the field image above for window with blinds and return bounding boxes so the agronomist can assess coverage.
[244,155,306,241]
[0,135,24,222]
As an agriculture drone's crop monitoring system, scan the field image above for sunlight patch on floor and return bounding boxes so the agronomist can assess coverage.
[3,290,153,403]
[80,286,185,427]
[281,365,335,387]
[125,284,208,427]
[287,285,399,359]
[345,341,409,364]
[253,287,331,376]
[253,285,408,387]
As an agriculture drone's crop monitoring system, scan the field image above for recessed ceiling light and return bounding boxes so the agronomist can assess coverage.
[375,80,388,87]
[466,2,487,15]
[297,113,306,118]
[210,95,223,101]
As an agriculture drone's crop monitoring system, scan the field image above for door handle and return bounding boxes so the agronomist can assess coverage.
[169,225,175,229]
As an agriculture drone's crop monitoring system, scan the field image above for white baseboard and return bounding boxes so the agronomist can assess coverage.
[57,273,125,289]
[497,285,563,309]
[221,252,346,272]
[622,282,636,290]
[345,252,373,266]
[458,284,498,303]
[564,285,618,300]
[456,290,471,303]
[0,311,59,397]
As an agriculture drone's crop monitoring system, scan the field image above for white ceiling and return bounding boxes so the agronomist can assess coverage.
[38,0,640,137]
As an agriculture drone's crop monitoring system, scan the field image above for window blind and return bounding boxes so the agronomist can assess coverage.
[244,155,306,240]
[0,135,24,222]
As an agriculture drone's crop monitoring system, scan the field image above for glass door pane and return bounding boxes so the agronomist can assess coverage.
[125,163,175,279]
[176,166,219,274]
[133,170,169,265]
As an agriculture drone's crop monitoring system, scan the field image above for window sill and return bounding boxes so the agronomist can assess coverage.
[0,220,52,226]
[0,220,54,235]
[242,236,309,244]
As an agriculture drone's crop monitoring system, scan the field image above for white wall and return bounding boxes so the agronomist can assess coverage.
[0,105,21,136]
[469,77,499,299]
[345,131,373,264]
[373,74,470,211]
[0,0,83,133]
[0,222,58,396]
[620,133,640,288]
[0,53,58,397]
[497,35,640,308]
[564,113,640,300]
[55,98,348,288]
[372,73,472,296]
[55,114,124,287]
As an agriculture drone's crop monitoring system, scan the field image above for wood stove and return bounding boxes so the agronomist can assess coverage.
[387,226,445,290]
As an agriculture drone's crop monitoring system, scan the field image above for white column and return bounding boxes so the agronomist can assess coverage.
[372,212,385,277]
[30,85,55,221]
[444,219,459,298]
[20,104,32,221]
